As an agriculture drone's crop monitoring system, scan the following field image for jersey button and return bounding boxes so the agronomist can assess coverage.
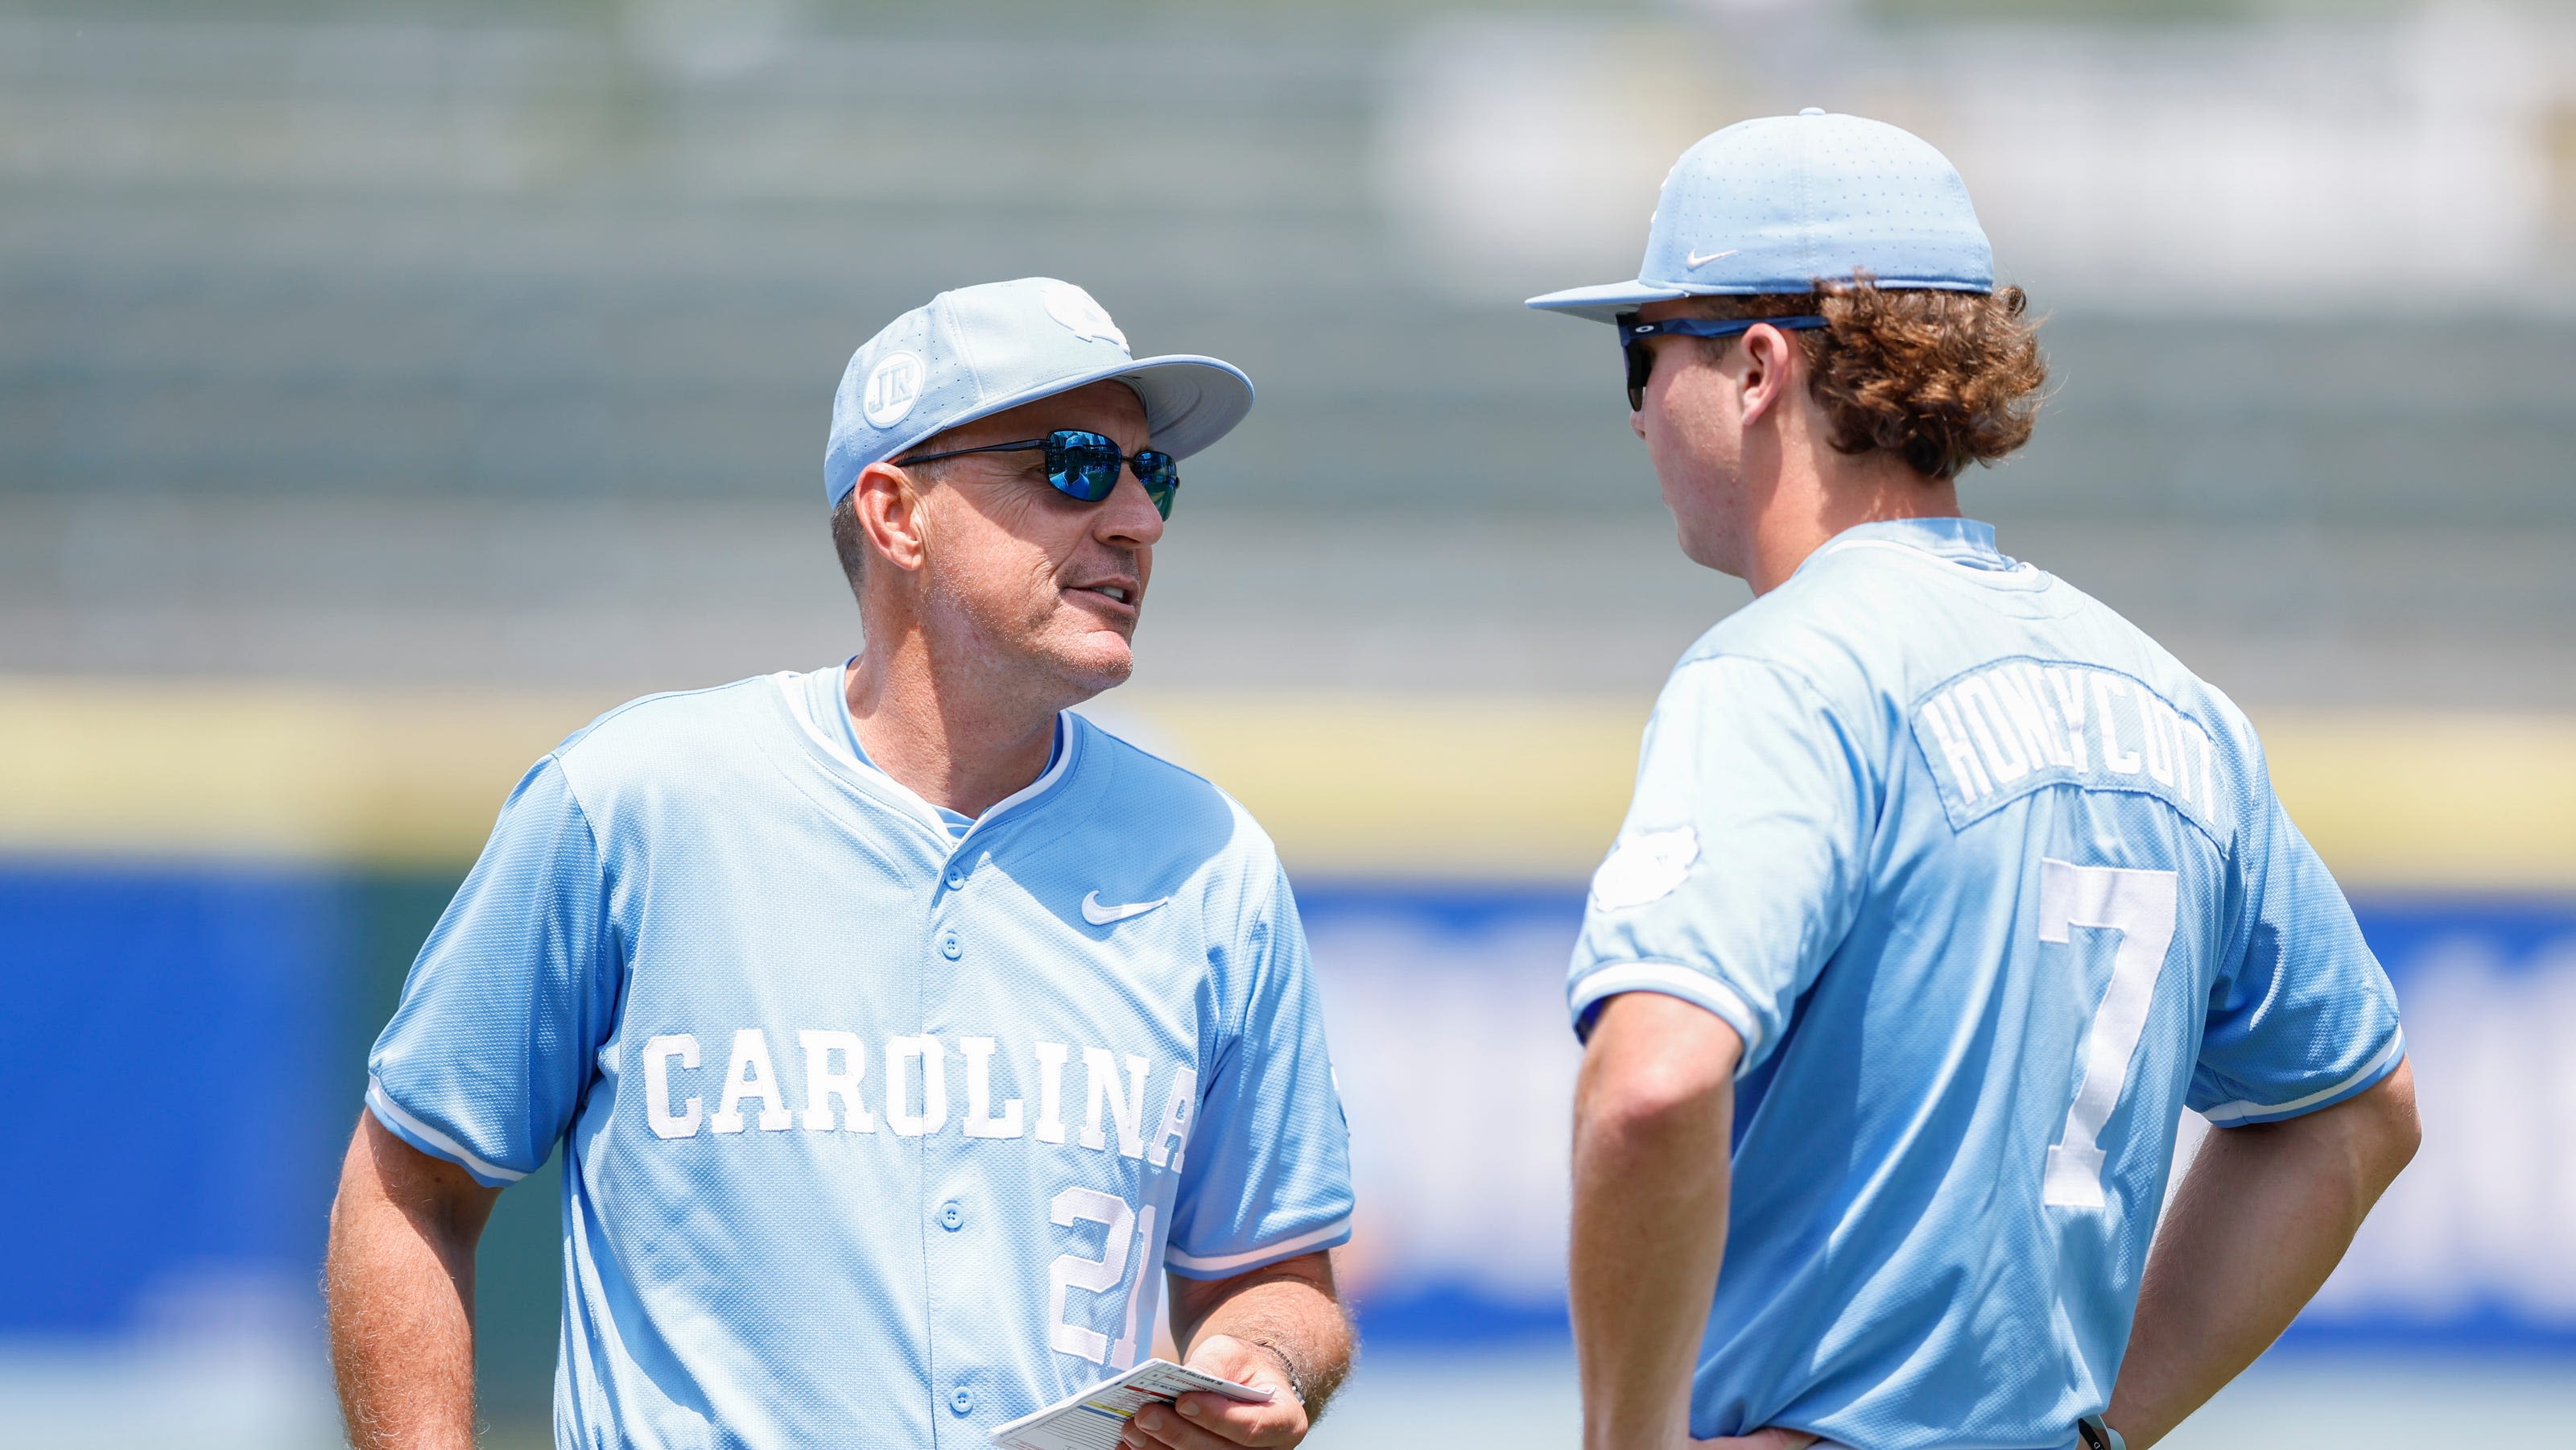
[939,930,963,960]
[946,869,967,890]
[949,1385,976,1415]
[939,1200,964,1231]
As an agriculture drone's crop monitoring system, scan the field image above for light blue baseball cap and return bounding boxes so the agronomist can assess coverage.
[1527,109,1994,324]
[824,277,1254,506]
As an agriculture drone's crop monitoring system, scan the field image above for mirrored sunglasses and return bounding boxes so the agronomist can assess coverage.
[895,429,1179,518]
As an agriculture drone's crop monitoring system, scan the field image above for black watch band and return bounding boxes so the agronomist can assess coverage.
[2077,1413,2125,1450]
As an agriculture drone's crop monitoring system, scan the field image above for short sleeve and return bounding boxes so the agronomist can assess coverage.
[2190,787,2404,1126]
[365,756,619,1185]
[1164,869,1354,1280]
[1568,656,1872,1072]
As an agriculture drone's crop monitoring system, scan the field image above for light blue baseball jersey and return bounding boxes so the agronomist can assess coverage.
[1570,517,2403,1450]
[367,664,1352,1450]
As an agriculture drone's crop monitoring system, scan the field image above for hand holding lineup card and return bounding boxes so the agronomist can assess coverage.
[989,1359,1274,1450]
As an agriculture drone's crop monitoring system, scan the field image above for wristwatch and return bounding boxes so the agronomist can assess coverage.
[2077,1413,2125,1450]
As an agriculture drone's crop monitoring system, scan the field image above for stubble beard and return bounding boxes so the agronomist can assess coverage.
[925,552,1135,715]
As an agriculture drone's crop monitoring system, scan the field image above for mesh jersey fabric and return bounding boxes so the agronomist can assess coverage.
[1568,517,2402,1450]
[367,666,1353,1450]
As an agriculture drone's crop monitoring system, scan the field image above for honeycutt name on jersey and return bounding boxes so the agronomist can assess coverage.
[1913,656,2227,832]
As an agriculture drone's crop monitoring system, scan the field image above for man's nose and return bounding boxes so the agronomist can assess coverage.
[1096,468,1166,545]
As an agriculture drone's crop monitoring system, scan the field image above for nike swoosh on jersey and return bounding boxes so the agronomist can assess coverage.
[1685,248,1738,267]
[1081,891,1170,926]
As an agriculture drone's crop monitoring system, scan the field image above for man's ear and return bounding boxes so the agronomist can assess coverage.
[1736,322,1802,432]
[852,461,931,573]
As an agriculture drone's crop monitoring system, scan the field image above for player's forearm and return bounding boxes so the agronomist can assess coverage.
[1570,995,1742,1450]
[325,1115,496,1450]
[2108,1064,2418,1449]
[1169,1254,1354,1419]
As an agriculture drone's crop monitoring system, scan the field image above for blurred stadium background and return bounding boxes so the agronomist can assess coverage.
[5,0,2574,1446]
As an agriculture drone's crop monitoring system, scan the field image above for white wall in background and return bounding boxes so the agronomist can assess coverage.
[1377,3,2574,311]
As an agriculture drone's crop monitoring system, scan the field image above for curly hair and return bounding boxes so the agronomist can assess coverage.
[1686,276,2048,481]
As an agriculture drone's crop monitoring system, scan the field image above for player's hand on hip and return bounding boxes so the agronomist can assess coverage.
[1121,1333,1309,1450]
[1693,1430,1820,1450]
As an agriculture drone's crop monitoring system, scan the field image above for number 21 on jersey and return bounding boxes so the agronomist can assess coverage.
[1050,1186,1158,1369]
[2036,858,2179,1210]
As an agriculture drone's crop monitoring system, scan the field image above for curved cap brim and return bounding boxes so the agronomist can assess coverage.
[1525,279,1694,324]
[909,354,1255,462]
[1113,354,1256,460]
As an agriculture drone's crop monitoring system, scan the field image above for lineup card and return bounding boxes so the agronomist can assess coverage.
[989,1359,1273,1450]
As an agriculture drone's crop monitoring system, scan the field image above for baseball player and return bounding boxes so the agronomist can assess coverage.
[324,278,1354,1450]
[1529,114,2420,1450]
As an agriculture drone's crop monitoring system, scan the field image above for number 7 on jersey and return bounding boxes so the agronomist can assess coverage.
[2037,857,2180,1209]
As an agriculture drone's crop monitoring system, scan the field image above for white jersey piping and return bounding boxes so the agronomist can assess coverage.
[367,1076,527,1184]
[1569,960,1767,1068]
[1164,1217,1352,1274]
[771,669,1075,848]
[2199,1028,2405,1125]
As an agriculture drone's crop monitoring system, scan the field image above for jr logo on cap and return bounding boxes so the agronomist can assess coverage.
[861,351,925,428]
[1042,283,1128,349]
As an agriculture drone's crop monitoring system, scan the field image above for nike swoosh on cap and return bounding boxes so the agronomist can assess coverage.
[1686,248,1738,267]
[1081,891,1170,926]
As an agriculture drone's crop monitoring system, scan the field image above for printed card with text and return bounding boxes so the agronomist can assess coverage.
[989,1359,1273,1450]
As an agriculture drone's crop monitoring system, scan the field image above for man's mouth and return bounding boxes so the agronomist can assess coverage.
[1067,581,1138,608]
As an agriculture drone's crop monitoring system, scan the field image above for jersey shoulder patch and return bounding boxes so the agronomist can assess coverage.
[1590,827,1699,911]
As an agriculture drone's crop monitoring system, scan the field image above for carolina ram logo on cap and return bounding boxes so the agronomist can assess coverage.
[861,350,925,428]
[1042,283,1127,349]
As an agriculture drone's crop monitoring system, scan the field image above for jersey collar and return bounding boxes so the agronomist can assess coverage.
[775,663,1079,849]
[1802,515,2028,576]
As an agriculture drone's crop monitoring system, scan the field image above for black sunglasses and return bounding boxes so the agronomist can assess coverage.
[1616,312,1830,411]
[895,429,1179,519]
